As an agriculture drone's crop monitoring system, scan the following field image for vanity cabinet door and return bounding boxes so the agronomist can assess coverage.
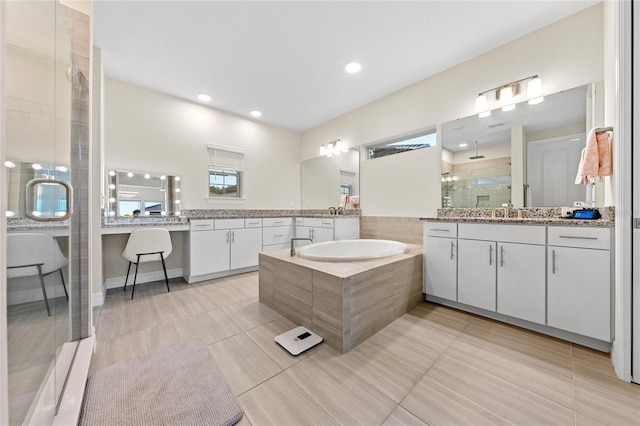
[547,246,611,341]
[496,242,546,324]
[424,236,457,301]
[312,227,334,243]
[457,239,496,311]
[230,227,262,270]
[190,229,230,276]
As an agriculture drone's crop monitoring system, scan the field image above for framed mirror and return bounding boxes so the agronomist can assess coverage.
[441,84,592,208]
[106,170,182,217]
[301,148,359,209]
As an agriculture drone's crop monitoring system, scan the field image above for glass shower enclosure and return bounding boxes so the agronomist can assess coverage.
[2,1,92,424]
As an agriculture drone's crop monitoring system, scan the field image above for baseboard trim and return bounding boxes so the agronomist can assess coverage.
[425,295,612,352]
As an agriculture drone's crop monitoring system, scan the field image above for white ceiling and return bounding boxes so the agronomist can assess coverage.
[94,0,599,132]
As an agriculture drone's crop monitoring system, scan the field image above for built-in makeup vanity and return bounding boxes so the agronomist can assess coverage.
[422,207,614,352]
[99,210,360,292]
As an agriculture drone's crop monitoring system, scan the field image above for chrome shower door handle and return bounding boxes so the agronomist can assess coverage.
[25,178,73,221]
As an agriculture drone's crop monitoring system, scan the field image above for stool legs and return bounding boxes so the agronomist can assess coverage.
[37,265,51,317]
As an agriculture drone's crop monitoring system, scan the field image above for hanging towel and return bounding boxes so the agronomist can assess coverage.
[575,128,613,184]
[350,195,360,208]
[339,194,349,209]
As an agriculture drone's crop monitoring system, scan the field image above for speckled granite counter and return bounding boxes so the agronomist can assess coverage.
[421,206,614,227]
[181,208,361,219]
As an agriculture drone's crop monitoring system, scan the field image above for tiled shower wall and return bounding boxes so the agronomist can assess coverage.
[360,216,423,245]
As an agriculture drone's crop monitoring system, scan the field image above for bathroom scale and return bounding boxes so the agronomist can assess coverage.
[275,326,323,356]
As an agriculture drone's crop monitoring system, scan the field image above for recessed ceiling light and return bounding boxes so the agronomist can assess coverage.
[250,110,262,117]
[345,62,362,74]
[197,93,212,102]
[459,143,468,148]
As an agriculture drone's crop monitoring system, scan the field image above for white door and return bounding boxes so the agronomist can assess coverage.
[424,236,457,301]
[457,239,496,311]
[230,228,262,269]
[496,242,546,324]
[527,134,586,207]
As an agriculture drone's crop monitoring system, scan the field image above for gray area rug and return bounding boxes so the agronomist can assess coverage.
[79,339,243,426]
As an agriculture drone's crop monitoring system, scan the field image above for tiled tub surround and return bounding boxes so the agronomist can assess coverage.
[360,216,424,245]
[259,244,423,353]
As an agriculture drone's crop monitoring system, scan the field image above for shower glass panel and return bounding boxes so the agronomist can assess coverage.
[4,1,88,424]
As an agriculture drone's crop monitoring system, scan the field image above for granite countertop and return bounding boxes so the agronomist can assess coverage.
[181,209,361,220]
[421,206,615,227]
[420,216,614,227]
[102,217,188,228]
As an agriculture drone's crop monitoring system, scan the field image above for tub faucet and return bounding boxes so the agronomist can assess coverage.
[290,238,313,256]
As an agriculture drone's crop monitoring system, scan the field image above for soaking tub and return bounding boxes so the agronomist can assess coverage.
[296,239,407,261]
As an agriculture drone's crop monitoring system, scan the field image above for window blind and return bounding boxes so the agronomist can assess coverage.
[207,145,244,172]
[340,170,356,186]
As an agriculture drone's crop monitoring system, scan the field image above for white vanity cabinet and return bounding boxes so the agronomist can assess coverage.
[262,217,293,252]
[295,217,332,245]
[457,224,546,323]
[423,222,457,301]
[184,218,262,283]
[547,226,612,341]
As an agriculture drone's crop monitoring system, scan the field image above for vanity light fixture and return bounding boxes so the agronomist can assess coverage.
[475,75,543,116]
[144,173,151,179]
[198,93,212,102]
[32,163,42,170]
[320,139,348,158]
[109,184,116,190]
[127,172,133,178]
[56,166,68,172]
[459,143,468,148]
[160,175,166,180]
[250,110,262,117]
[108,211,116,217]
[6,211,15,217]
[108,170,116,176]
[4,161,15,168]
[175,176,181,181]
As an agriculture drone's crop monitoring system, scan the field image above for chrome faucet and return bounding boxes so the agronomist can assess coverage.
[502,202,513,218]
[290,237,313,256]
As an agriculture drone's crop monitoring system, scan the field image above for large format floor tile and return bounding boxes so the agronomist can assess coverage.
[86,271,640,425]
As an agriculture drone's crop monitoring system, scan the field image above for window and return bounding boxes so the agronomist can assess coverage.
[207,145,244,198]
[366,128,437,159]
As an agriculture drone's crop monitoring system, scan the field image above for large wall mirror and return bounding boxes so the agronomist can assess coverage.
[301,148,359,209]
[106,170,182,217]
[441,84,595,208]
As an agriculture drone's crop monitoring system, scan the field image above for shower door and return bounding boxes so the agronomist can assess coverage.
[3,1,91,424]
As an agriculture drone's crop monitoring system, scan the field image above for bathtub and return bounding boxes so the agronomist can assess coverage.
[296,239,407,261]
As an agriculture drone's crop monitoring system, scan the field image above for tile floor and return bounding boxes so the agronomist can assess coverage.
[91,272,640,425]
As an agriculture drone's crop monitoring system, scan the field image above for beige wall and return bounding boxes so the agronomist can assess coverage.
[104,79,302,210]
[301,3,605,217]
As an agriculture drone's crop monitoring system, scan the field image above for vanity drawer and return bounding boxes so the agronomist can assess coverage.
[215,218,245,230]
[244,218,263,228]
[424,222,457,238]
[190,219,214,231]
[322,218,334,228]
[548,226,611,250]
[263,226,293,246]
[459,223,545,245]
[263,217,292,227]
[303,218,323,227]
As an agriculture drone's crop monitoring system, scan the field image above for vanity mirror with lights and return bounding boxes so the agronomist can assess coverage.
[5,160,71,219]
[106,170,182,217]
[441,83,599,208]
